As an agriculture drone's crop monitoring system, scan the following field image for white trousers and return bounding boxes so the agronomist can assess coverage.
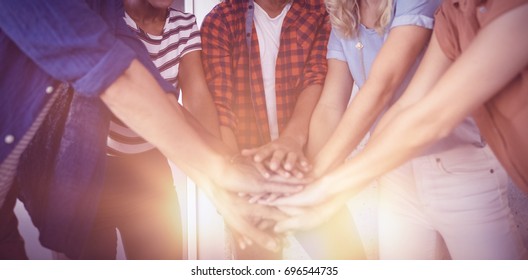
[378,144,526,259]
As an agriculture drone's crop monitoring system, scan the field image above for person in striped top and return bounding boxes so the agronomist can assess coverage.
[82,0,220,259]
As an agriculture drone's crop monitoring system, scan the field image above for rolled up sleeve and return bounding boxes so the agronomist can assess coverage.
[201,9,238,132]
[0,0,171,97]
[391,0,442,30]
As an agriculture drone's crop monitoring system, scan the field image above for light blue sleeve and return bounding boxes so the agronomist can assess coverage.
[326,28,347,62]
[391,0,443,30]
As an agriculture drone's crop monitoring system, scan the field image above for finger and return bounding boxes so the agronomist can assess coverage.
[262,159,291,178]
[266,190,320,207]
[243,235,253,247]
[248,193,266,204]
[268,150,286,171]
[253,162,271,178]
[231,231,249,250]
[240,148,258,157]
[266,173,312,185]
[255,205,290,222]
[263,193,281,203]
[296,155,312,172]
[238,192,250,198]
[290,168,305,179]
[253,146,276,163]
[259,181,303,195]
[257,219,275,231]
[277,205,308,216]
[275,196,347,233]
[226,215,279,252]
[274,215,313,233]
[283,152,298,171]
[273,167,292,178]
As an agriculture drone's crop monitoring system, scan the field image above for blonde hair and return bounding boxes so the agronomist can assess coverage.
[325,0,393,38]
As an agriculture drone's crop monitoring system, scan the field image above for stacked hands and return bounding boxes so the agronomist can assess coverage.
[211,137,348,252]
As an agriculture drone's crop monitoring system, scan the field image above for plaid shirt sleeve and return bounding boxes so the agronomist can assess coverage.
[301,11,330,89]
[200,7,238,132]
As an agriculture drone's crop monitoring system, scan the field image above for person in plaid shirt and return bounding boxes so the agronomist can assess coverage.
[201,0,365,259]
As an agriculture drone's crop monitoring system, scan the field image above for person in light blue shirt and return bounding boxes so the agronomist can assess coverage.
[268,0,526,259]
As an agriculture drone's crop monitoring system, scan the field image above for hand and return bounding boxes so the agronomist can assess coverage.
[273,195,350,233]
[241,136,311,179]
[221,154,307,194]
[263,176,335,207]
[204,186,289,252]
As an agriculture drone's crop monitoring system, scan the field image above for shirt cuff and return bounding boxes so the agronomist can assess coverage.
[72,39,137,97]
[327,49,347,62]
[391,14,435,30]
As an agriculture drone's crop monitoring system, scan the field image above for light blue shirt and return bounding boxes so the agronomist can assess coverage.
[327,0,483,152]
[327,0,441,98]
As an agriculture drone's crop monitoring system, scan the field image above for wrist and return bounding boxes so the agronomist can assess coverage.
[280,131,307,148]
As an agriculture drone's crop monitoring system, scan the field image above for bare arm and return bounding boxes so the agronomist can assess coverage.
[220,126,240,153]
[101,59,225,185]
[306,59,353,159]
[179,50,221,138]
[311,25,432,177]
[101,59,306,250]
[272,3,528,208]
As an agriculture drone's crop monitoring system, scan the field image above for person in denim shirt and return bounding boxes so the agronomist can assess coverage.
[0,0,299,259]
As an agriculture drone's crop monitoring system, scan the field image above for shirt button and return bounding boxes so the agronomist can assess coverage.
[45,86,54,94]
[4,135,15,144]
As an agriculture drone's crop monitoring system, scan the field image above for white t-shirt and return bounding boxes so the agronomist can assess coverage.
[253,2,292,140]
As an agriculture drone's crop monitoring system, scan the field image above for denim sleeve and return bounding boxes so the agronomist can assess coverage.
[391,0,443,30]
[0,0,174,97]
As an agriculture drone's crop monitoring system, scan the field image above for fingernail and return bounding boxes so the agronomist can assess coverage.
[254,155,261,162]
[284,163,292,170]
[239,241,246,250]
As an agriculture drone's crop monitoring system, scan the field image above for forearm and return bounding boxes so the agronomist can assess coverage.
[306,102,346,159]
[101,59,226,185]
[322,103,437,197]
[312,84,391,177]
[180,51,221,138]
[281,84,323,148]
[306,59,353,159]
[167,94,231,156]
[220,126,239,153]
[183,95,221,138]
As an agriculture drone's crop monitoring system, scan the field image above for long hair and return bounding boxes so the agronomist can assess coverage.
[325,0,393,38]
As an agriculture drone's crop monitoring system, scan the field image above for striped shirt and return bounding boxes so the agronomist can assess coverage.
[107,8,201,156]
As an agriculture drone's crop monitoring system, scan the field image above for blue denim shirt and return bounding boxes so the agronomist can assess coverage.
[0,0,175,257]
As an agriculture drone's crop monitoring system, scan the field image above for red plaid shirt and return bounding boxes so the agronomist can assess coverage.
[201,0,330,149]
